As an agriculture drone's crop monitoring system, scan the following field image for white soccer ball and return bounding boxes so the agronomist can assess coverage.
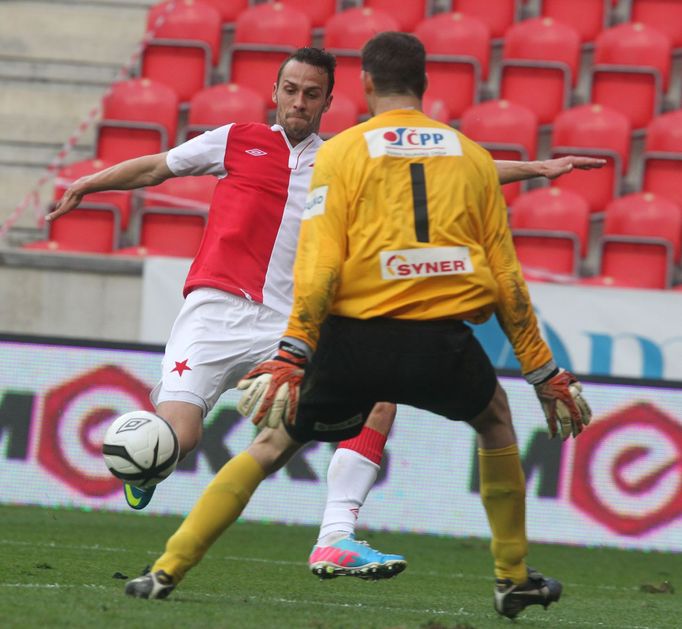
[102,411,179,489]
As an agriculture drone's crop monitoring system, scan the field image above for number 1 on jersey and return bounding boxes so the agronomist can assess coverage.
[410,163,429,242]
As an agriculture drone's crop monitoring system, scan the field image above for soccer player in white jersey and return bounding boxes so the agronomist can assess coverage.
[47,47,604,580]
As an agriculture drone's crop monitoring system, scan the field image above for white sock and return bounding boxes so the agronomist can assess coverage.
[316,448,380,546]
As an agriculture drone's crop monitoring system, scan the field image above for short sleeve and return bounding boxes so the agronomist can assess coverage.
[166,125,232,178]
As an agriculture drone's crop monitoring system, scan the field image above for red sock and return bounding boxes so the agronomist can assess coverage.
[338,426,386,466]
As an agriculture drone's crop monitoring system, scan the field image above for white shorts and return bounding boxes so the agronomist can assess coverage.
[151,288,288,417]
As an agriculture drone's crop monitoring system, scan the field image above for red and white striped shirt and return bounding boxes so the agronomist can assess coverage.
[166,123,322,315]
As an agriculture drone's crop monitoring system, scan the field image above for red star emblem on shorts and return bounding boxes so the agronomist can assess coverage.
[171,359,191,376]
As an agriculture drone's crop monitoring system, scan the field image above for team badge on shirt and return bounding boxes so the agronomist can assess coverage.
[380,247,473,279]
[364,127,463,158]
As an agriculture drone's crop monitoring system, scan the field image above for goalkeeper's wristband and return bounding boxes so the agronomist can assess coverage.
[524,360,558,385]
[275,339,311,366]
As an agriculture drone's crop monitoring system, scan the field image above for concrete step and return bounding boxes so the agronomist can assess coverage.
[0,80,103,145]
[0,1,149,66]
[0,141,93,168]
[0,164,54,230]
[0,57,122,86]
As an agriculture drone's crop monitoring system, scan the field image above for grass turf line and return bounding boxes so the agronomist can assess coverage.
[0,505,679,629]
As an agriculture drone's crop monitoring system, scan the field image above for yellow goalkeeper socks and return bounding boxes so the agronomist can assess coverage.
[478,443,528,584]
[153,451,266,582]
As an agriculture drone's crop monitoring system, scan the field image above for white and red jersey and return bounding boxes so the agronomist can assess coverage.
[166,122,322,315]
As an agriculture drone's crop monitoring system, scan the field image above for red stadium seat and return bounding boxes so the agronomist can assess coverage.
[550,104,631,214]
[645,109,682,153]
[198,0,249,27]
[499,18,581,125]
[280,0,338,29]
[185,83,268,139]
[319,92,358,139]
[96,79,179,163]
[586,192,682,289]
[143,0,222,103]
[323,8,400,114]
[415,13,491,122]
[117,176,215,258]
[23,203,121,254]
[364,0,428,32]
[117,210,208,258]
[540,0,610,44]
[229,2,312,104]
[452,0,519,40]
[641,110,682,209]
[589,22,672,130]
[422,94,450,124]
[510,187,590,278]
[461,100,539,205]
[632,0,682,48]
[139,175,216,211]
[53,159,133,230]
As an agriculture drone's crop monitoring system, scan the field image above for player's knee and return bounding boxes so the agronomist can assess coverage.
[156,404,204,461]
[469,385,515,443]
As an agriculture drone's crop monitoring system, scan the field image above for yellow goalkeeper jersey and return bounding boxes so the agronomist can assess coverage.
[286,108,552,375]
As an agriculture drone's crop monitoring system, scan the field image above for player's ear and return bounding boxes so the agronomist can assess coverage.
[272,81,278,105]
[323,93,333,114]
[361,70,373,96]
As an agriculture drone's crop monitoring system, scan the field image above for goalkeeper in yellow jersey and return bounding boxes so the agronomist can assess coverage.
[126,33,591,619]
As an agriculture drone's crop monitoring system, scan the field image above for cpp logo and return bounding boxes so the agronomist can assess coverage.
[365,127,462,158]
[37,365,154,497]
[570,402,682,536]
[383,128,445,147]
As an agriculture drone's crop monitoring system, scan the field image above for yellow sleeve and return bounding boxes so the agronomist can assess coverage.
[480,161,554,375]
[284,142,348,350]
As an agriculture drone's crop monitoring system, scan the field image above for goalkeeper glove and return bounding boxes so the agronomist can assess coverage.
[236,341,308,430]
[534,368,592,440]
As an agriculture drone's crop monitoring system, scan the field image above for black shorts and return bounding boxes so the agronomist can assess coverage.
[285,315,498,443]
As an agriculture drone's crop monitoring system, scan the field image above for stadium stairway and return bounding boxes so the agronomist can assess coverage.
[0,0,154,239]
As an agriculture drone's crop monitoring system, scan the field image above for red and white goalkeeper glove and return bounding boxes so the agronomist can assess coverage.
[534,368,592,440]
[236,341,308,430]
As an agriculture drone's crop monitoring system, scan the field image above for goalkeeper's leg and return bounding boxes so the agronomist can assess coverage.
[125,423,302,598]
[469,383,528,583]
[468,383,561,618]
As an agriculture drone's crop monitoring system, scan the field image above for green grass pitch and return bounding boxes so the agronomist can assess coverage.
[0,505,678,629]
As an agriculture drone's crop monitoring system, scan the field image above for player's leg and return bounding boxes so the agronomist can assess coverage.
[468,383,562,619]
[123,399,203,510]
[316,402,395,546]
[309,403,405,579]
[123,289,288,510]
[293,316,406,580]
[125,422,303,599]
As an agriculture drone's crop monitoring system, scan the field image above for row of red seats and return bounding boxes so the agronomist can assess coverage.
[511,188,682,289]
[23,155,682,291]
[180,0,682,47]
[94,73,682,215]
[24,165,215,257]
[138,1,682,130]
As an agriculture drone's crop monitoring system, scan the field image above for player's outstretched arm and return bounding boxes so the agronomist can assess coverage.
[494,155,607,185]
[45,152,173,222]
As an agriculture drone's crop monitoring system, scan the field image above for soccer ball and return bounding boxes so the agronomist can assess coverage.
[102,411,179,489]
